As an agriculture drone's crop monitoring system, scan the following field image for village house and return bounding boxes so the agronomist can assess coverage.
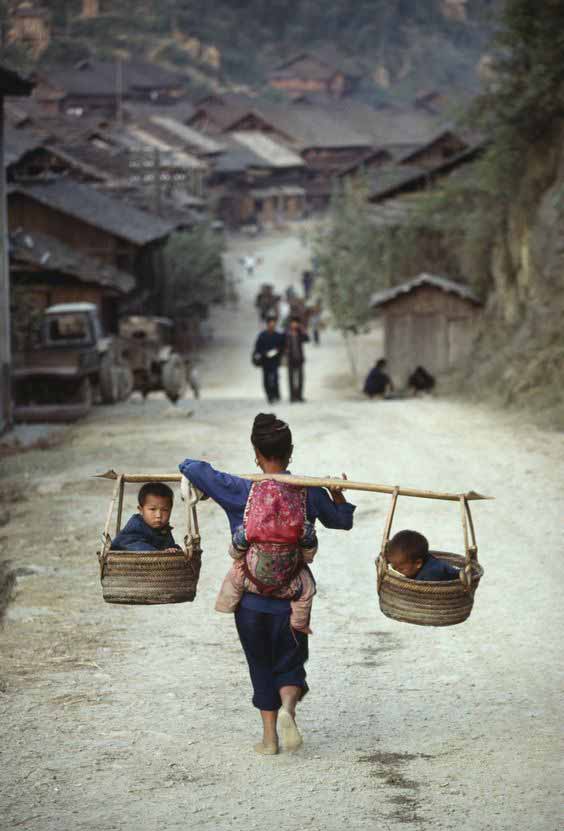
[7,179,178,314]
[268,47,364,99]
[9,227,136,338]
[33,60,189,117]
[187,93,256,135]
[207,132,305,227]
[370,273,482,386]
[7,2,50,60]
[218,102,374,210]
[396,128,474,169]
[368,139,485,204]
[81,0,100,18]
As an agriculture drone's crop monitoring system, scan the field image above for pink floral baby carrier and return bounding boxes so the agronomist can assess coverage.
[242,480,306,595]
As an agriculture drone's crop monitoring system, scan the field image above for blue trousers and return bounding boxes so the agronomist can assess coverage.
[235,606,309,711]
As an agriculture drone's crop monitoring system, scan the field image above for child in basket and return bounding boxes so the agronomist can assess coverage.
[215,504,318,633]
[111,483,181,552]
[386,529,460,581]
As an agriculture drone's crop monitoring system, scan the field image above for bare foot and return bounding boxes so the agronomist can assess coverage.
[254,741,279,755]
[278,709,303,751]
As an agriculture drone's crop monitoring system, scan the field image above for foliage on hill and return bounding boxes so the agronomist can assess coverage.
[1,0,498,98]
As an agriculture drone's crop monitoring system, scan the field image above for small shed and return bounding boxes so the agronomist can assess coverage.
[370,273,482,385]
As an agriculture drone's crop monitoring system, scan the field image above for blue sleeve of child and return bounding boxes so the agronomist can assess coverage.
[232,525,248,549]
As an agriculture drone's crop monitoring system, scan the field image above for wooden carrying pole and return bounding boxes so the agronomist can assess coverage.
[94,470,493,503]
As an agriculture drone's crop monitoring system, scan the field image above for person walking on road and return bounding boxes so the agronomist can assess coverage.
[252,314,285,404]
[286,316,309,402]
[179,413,354,755]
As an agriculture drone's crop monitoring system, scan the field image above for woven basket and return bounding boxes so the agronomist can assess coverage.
[100,545,201,605]
[97,473,202,605]
[376,489,484,627]
[377,550,483,626]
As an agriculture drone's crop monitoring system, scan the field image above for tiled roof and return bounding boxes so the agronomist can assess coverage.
[369,144,484,201]
[371,273,481,308]
[10,228,135,294]
[44,60,188,98]
[149,116,225,155]
[11,180,177,245]
[230,132,304,168]
[4,125,43,166]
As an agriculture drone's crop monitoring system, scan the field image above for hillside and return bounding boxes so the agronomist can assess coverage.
[2,0,500,104]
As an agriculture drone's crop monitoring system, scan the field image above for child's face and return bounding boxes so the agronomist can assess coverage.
[139,495,172,529]
[386,547,424,578]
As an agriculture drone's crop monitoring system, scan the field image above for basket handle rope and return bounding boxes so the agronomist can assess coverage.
[184,481,201,561]
[376,489,479,593]
[98,473,124,578]
[376,486,400,591]
[459,496,478,592]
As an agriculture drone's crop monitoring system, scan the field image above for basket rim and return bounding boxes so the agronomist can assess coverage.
[378,549,483,586]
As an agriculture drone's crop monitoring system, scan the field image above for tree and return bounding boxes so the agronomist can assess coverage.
[313,180,388,376]
[162,225,225,319]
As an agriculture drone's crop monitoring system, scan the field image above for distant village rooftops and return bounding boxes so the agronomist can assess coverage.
[149,116,225,156]
[230,132,304,168]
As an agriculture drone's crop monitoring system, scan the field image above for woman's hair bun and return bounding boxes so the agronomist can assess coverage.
[251,413,292,460]
[252,413,277,434]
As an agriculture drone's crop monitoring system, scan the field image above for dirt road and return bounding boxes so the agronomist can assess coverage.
[1,228,562,831]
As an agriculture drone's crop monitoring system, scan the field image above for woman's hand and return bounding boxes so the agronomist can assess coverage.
[328,473,348,504]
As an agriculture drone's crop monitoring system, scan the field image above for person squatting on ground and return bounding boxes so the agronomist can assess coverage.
[179,413,355,755]
[363,358,394,398]
[408,365,436,396]
[215,497,319,634]
[385,529,460,581]
[252,314,286,404]
[285,316,309,402]
[110,483,181,552]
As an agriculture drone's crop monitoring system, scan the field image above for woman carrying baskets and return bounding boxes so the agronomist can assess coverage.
[179,413,355,755]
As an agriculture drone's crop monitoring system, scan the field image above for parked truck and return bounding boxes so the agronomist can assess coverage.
[12,302,134,423]
[12,304,191,423]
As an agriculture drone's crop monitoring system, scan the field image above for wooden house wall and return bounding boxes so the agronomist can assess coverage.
[380,285,480,384]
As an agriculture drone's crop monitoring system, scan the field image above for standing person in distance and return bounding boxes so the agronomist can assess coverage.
[252,313,285,404]
[285,316,309,402]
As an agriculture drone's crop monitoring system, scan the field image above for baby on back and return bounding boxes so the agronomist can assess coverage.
[111,483,181,552]
[386,529,460,581]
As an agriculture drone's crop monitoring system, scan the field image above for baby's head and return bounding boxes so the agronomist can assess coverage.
[385,529,429,578]
[138,483,174,530]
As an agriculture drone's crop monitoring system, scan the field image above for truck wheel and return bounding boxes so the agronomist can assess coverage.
[99,357,120,404]
[117,365,134,402]
[162,354,187,404]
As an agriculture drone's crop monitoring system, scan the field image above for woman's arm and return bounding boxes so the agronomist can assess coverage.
[179,459,251,531]
[307,486,355,530]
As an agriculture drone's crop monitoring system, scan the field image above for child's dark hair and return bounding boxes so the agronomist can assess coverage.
[387,530,429,562]
[251,413,293,462]
[138,482,174,506]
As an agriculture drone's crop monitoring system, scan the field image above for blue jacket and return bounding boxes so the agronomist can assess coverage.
[416,555,460,581]
[178,459,355,535]
[111,513,181,552]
